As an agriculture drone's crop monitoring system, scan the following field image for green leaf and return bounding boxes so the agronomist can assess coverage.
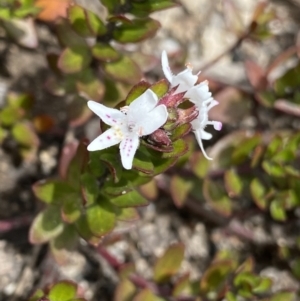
[250,178,268,210]
[162,139,188,158]
[86,10,107,36]
[86,197,116,236]
[101,0,120,13]
[190,151,209,179]
[125,81,151,105]
[231,135,261,165]
[100,152,123,183]
[103,56,142,84]
[113,18,160,43]
[0,127,8,143]
[153,243,184,283]
[29,206,64,244]
[225,292,238,301]
[48,281,77,301]
[152,156,178,175]
[92,43,120,62]
[66,140,89,187]
[171,123,191,141]
[68,5,92,36]
[0,106,23,126]
[270,292,296,301]
[76,69,105,102]
[139,179,158,201]
[224,169,243,197]
[111,190,148,207]
[200,260,236,293]
[75,216,102,245]
[103,177,134,196]
[88,152,106,177]
[130,0,178,17]
[203,179,232,217]
[170,176,193,207]
[56,18,87,48]
[8,92,34,111]
[291,258,300,279]
[256,90,276,107]
[115,207,139,222]
[33,180,75,204]
[50,225,78,264]
[265,136,282,158]
[61,197,82,223]
[172,274,191,297]
[67,96,93,127]
[133,289,165,301]
[28,289,44,301]
[80,173,99,206]
[114,279,136,301]
[150,79,169,98]
[253,277,272,294]
[12,121,39,147]
[262,160,286,178]
[234,272,259,297]
[132,146,154,175]
[274,62,300,96]
[58,46,92,74]
[0,8,11,20]
[270,199,287,221]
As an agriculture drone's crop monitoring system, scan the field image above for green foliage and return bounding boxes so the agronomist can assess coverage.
[0,92,39,160]
[29,280,85,301]
[3,1,300,301]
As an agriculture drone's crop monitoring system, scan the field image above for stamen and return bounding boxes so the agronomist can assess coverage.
[138,127,144,136]
[185,62,193,70]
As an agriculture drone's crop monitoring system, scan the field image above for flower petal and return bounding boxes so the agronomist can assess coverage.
[161,50,173,83]
[88,101,124,126]
[87,128,121,151]
[128,89,158,118]
[172,69,198,93]
[186,83,212,104]
[138,104,168,136]
[119,135,139,170]
[193,129,213,160]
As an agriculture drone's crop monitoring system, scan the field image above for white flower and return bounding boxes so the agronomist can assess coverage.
[191,98,222,160]
[161,50,222,160]
[87,89,168,170]
[161,50,198,94]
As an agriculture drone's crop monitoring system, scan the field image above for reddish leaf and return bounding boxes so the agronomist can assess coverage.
[245,60,268,90]
[35,0,73,22]
[33,114,55,133]
[274,99,300,117]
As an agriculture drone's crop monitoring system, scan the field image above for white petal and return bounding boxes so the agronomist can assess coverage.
[87,101,124,126]
[119,135,139,170]
[87,128,121,151]
[186,84,212,104]
[138,104,168,136]
[161,50,173,83]
[193,129,212,160]
[208,121,222,131]
[201,129,212,140]
[128,89,158,119]
[172,69,198,93]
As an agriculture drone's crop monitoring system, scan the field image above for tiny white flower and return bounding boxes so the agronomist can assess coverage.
[191,98,222,160]
[87,89,168,170]
[161,50,222,160]
[161,50,198,94]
